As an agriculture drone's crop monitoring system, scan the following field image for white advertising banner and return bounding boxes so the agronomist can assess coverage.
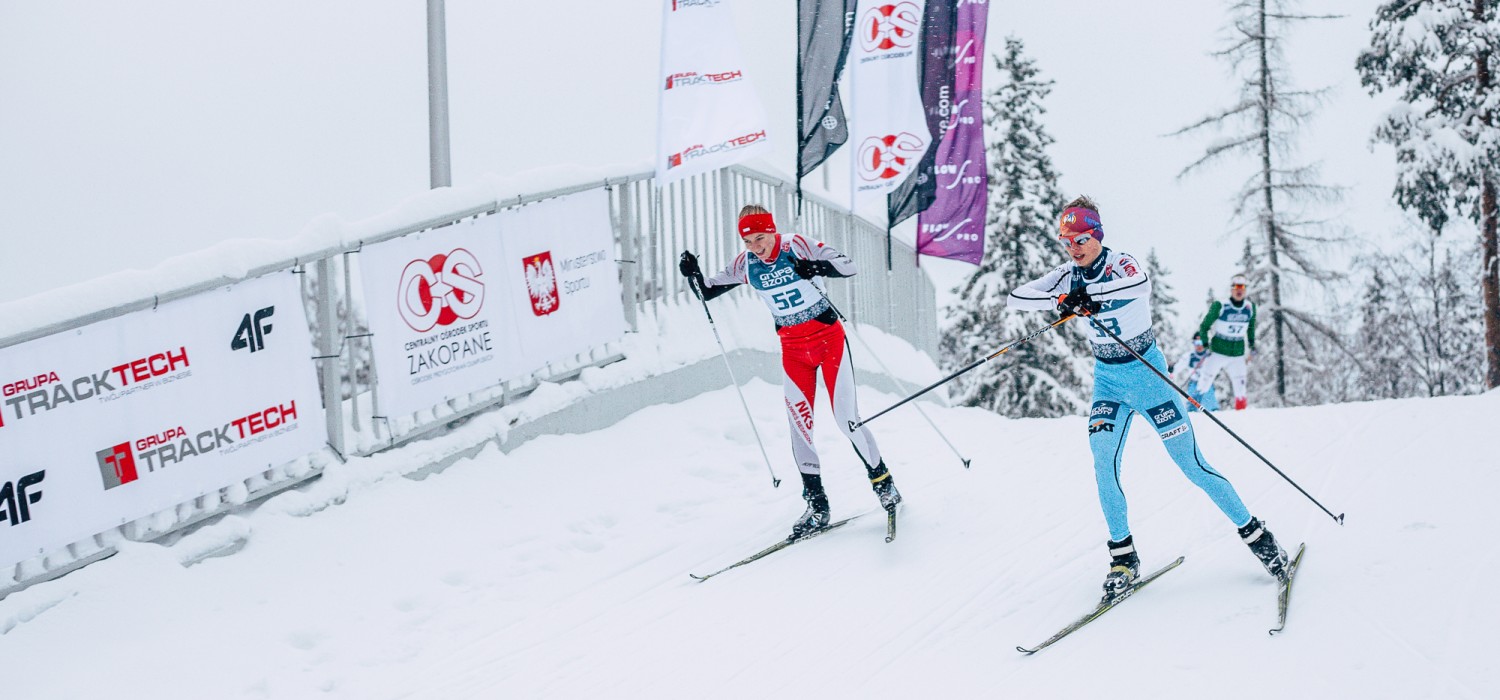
[359,215,527,418]
[0,273,326,571]
[850,0,929,206]
[495,188,627,369]
[656,0,773,183]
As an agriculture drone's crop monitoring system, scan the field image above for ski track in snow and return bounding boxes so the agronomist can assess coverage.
[0,385,1495,699]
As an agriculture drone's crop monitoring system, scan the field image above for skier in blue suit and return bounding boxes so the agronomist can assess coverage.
[1007,195,1289,601]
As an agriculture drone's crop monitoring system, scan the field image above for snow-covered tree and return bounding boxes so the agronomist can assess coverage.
[942,37,1090,417]
[1171,0,1345,405]
[1146,248,1185,356]
[1354,229,1485,398]
[1356,0,1500,389]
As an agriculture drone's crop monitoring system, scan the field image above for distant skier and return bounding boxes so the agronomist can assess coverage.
[1194,274,1256,410]
[1169,334,1219,412]
[1006,196,1290,600]
[678,204,900,537]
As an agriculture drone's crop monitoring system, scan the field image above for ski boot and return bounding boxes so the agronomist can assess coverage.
[791,473,831,539]
[1101,535,1141,603]
[1239,517,1289,582]
[867,461,901,511]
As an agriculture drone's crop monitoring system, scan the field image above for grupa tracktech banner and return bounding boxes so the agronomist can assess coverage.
[359,215,527,418]
[850,0,929,207]
[0,272,326,571]
[656,0,773,183]
[495,188,627,369]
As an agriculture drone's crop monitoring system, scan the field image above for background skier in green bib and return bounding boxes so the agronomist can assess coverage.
[1195,273,1257,411]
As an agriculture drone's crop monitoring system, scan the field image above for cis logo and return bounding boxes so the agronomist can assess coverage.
[398,249,486,332]
[0,470,45,527]
[859,2,920,52]
[232,306,275,353]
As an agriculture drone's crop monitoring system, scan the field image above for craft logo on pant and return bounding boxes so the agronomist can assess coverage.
[859,2,920,52]
[0,470,45,527]
[523,251,560,316]
[857,132,925,182]
[97,442,139,490]
[397,249,486,333]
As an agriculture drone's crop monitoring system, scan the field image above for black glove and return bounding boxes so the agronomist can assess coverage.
[1056,287,1101,316]
[793,258,836,280]
[678,250,701,279]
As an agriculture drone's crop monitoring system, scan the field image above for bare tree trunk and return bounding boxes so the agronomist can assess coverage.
[1257,0,1287,400]
[1479,0,1500,389]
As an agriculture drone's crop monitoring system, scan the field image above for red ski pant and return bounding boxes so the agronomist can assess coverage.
[779,320,882,475]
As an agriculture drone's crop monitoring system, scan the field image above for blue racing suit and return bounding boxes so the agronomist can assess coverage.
[1009,248,1252,541]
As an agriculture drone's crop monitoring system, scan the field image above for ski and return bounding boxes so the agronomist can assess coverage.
[1017,556,1186,655]
[884,504,898,543]
[690,512,873,582]
[1268,542,1307,636]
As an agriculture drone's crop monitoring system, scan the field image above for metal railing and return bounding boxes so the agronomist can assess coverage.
[0,163,938,597]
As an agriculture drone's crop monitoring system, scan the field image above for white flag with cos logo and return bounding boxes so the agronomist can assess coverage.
[656,0,773,183]
[359,215,527,417]
[849,0,929,206]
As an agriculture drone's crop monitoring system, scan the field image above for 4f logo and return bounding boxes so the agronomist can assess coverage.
[96,442,139,490]
[231,306,275,353]
[0,470,45,526]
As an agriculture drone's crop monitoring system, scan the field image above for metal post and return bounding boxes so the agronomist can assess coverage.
[427,0,452,189]
[618,182,640,332]
[343,253,359,433]
[316,258,346,456]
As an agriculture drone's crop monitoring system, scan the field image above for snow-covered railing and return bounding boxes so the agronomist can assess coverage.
[0,164,937,599]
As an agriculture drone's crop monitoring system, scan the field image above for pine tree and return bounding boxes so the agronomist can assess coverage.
[1171,0,1345,405]
[1356,0,1500,389]
[942,37,1090,417]
[1146,248,1184,356]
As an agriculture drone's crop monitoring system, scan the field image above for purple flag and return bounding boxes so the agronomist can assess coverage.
[916,2,987,265]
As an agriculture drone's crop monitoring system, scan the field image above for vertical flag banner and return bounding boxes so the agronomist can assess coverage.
[888,0,959,228]
[494,189,628,369]
[798,0,855,182]
[0,273,325,571]
[849,0,929,208]
[917,0,987,264]
[657,0,772,183]
[359,215,527,417]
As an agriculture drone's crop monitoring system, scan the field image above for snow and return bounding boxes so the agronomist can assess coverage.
[2,372,1495,697]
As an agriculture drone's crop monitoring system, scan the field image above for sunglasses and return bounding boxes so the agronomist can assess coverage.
[1058,232,1096,248]
[1231,284,1247,290]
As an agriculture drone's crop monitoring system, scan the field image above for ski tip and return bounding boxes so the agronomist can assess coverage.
[1016,646,1036,655]
[689,574,708,582]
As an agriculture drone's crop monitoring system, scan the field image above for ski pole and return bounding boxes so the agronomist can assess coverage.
[853,313,1076,431]
[1080,312,1345,525]
[688,276,781,489]
[805,281,971,469]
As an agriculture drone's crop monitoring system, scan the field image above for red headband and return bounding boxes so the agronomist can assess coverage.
[738,212,776,237]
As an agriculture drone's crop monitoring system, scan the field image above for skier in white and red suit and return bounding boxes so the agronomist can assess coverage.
[679,204,901,537]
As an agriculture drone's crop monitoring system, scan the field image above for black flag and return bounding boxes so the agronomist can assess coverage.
[887,0,958,229]
[798,0,855,185]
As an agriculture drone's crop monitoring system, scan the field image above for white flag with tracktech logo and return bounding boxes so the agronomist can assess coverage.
[0,273,325,572]
[849,0,929,206]
[495,189,628,369]
[656,0,773,184]
[358,215,528,418]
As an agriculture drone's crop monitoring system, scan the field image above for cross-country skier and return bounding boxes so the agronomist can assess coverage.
[1170,334,1219,412]
[1194,273,1257,410]
[678,204,901,537]
[1006,196,1289,600]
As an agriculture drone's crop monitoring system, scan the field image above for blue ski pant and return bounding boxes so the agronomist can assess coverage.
[1088,344,1251,541]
